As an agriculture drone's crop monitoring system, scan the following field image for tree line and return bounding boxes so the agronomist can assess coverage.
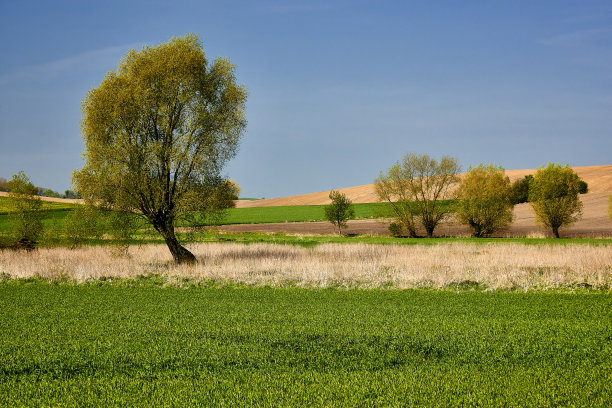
[0,176,80,199]
[325,153,594,239]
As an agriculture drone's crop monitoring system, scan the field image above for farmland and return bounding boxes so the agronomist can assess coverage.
[0,282,610,406]
[1,165,611,406]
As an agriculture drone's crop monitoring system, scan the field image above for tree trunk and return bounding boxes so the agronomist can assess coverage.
[155,220,196,264]
[552,226,560,239]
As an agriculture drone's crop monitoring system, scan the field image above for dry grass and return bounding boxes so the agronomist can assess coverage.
[1,242,611,290]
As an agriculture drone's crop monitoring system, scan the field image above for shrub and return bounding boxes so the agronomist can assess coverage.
[510,175,533,204]
[7,171,43,247]
[64,206,104,248]
[388,222,403,237]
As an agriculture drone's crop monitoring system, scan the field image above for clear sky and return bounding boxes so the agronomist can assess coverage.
[1,1,611,198]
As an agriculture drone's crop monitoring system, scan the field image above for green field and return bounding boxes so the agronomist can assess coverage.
[0,282,610,406]
[0,199,453,236]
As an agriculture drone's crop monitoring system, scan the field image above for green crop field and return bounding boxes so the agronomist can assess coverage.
[0,201,451,237]
[0,196,78,214]
[0,282,610,406]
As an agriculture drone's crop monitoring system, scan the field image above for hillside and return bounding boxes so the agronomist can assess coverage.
[235,165,612,208]
[224,165,612,237]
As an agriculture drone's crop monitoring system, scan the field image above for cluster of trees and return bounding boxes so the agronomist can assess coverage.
[1,171,142,250]
[374,153,588,239]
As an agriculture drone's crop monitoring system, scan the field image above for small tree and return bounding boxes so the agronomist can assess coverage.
[529,163,582,238]
[324,190,355,235]
[457,164,514,237]
[376,153,460,238]
[7,171,43,247]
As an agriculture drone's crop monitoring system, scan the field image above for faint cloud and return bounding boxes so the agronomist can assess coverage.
[262,0,359,14]
[538,28,612,68]
[538,28,612,48]
[0,43,142,86]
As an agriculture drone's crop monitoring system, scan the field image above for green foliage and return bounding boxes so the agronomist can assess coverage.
[0,177,9,192]
[457,164,514,237]
[6,171,44,246]
[529,163,583,238]
[74,34,247,264]
[577,179,588,194]
[0,284,610,406]
[376,153,461,237]
[63,206,105,248]
[510,175,533,204]
[324,190,355,235]
[388,222,403,237]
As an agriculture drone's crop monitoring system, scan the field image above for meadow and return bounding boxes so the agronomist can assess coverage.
[0,282,610,406]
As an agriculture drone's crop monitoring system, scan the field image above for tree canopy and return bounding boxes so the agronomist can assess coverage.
[375,153,460,238]
[528,163,582,238]
[457,164,514,237]
[74,34,247,263]
[324,190,355,235]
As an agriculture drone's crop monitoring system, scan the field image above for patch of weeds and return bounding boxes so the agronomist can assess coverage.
[445,279,485,291]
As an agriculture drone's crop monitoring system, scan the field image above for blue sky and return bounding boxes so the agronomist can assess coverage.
[1,1,611,198]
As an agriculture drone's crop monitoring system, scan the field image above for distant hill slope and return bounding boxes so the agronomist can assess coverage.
[0,191,83,205]
[235,165,612,208]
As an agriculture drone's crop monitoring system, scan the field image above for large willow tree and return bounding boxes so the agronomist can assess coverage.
[74,34,247,264]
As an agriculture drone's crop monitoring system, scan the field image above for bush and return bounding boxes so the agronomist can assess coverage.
[64,206,104,248]
[388,222,403,237]
[577,180,588,194]
[7,171,43,247]
[510,175,533,204]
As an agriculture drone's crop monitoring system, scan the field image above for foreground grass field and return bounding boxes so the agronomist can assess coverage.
[0,283,610,406]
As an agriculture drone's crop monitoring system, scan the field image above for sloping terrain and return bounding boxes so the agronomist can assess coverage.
[227,165,612,237]
[236,165,612,207]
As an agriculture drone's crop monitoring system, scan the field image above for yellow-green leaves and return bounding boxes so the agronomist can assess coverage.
[74,34,247,263]
[457,164,514,237]
[529,163,583,238]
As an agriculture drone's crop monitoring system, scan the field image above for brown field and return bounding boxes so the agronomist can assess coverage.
[0,191,83,204]
[2,242,610,290]
[229,165,612,237]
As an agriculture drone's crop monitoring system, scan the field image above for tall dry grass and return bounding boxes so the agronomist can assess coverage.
[1,242,611,290]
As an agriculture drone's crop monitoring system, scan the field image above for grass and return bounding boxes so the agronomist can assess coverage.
[3,242,611,290]
[0,282,610,406]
